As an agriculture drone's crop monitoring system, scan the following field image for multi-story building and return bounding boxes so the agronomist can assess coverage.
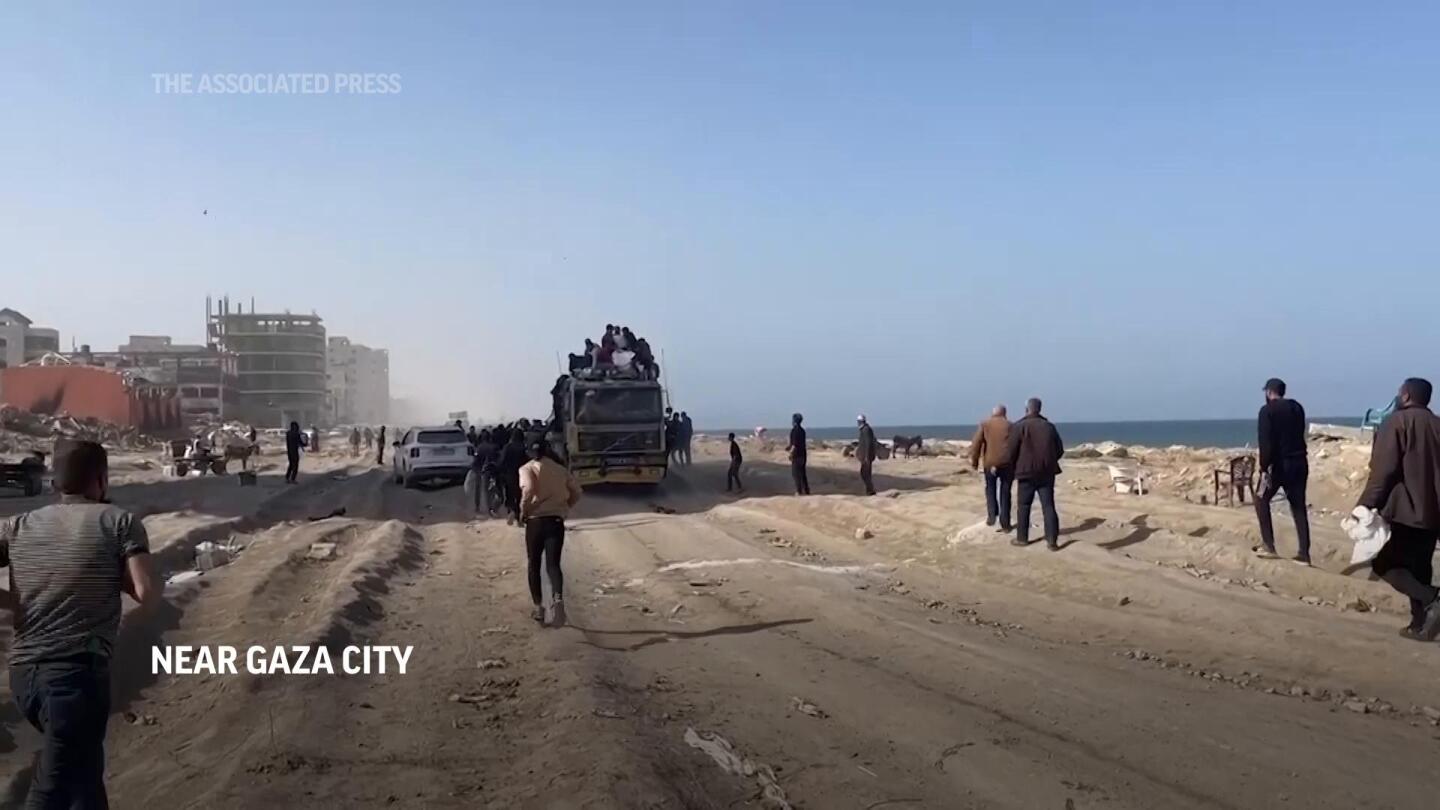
[206,297,327,428]
[0,307,61,369]
[327,336,390,425]
[72,336,239,423]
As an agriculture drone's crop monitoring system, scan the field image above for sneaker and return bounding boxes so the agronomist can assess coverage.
[1010,538,1028,547]
[1399,625,1426,642]
[1252,545,1280,560]
[531,605,546,625]
[994,525,1007,534]
[1291,555,1312,567]
[1420,599,1440,641]
[549,600,567,629]
[1046,542,1060,552]
[985,517,996,527]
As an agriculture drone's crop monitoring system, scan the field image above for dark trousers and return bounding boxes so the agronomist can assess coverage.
[1016,477,1059,546]
[524,516,566,605]
[11,656,111,810]
[1372,522,1439,630]
[791,457,810,495]
[1255,458,1311,558]
[727,460,743,491]
[285,452,300,483]
[502,474,521,520]
[984,467,1014,529]
[859,459,876,495]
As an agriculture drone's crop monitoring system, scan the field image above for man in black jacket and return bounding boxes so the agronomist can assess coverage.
[856,415,878,496]
[498,432,529,526]
[787,413,811,495]
[1254,378,1312,565]
[1006,398,1064,550]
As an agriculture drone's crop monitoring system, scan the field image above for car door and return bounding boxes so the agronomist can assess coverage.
[395,430,412,476]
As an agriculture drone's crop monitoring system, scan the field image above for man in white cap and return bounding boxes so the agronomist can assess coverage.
[856,414,878,496]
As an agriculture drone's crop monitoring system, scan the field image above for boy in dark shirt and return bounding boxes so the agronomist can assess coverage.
[787,413,810,495]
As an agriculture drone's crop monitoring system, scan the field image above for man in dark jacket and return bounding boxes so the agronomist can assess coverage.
[1358,378,1440,640]
[787,413,811,495]
[284,421,306,484]
[970,405,1014,532]
[498,432,530,526]
[1254,378,1312,564]
[1006,398,1064,550]
[726,433,744,492]
[856,415,878,496]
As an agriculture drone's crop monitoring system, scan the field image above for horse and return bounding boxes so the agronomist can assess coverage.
[892,435,923,457]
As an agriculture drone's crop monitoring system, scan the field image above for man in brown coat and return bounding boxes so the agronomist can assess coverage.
[970,405,1013,532]
[1358,378,1440,640]
[1006,398,1065,550]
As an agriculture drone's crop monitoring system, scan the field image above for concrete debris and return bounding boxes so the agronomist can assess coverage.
[306,542,338,561]
[790,696,828,718]
[1344,700,1369,714]
[683,728,793,810]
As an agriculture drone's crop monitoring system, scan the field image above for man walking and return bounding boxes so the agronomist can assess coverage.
[1253,378,1313,564]
[680,412,695,467]
[285,421,305,484]
[1,441,161,808]
[498,431,529,526]
[519,439,582,628]
[787,413,811,495]
[856,414,878,496]
[375,426,386,465]
[1007,398,1064,550]
[726,432,744,492]
[665,410,680,467]
[1358,378,1440,640]
[970,405,1014,532]
[466,430,500,518]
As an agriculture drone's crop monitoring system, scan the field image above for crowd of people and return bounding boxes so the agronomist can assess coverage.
[568,324,659,380]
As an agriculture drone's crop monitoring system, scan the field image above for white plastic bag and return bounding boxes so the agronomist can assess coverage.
[1341,506,1390,565]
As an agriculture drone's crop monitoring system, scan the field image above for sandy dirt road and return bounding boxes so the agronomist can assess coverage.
[4,448,1439,809]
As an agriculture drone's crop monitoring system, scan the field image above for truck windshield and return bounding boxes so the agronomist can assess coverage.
[574,388,663,425]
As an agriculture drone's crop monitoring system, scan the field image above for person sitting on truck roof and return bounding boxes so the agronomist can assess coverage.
[616,327,632,351]
[601,326,617,350]
[569,340,596,374]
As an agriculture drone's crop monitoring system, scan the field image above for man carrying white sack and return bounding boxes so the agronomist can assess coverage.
[1357,377,1440,641]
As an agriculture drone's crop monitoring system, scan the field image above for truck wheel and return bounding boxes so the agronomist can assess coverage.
[23,477,39,497]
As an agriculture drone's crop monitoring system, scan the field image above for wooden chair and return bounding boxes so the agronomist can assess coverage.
[1213,455,1256,506]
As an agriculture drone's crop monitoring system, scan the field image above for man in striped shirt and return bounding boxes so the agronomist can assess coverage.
[1,441,160,809]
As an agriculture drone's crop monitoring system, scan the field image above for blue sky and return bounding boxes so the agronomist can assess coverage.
[2,1,1436,427]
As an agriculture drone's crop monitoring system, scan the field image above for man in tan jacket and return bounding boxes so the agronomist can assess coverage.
[519,439,582,628]
[969,405,1014,533]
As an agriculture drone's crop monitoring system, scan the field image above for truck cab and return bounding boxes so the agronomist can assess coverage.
[552,376,667,486]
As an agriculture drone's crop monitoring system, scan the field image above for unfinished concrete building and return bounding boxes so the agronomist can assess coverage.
[206,296,327,428]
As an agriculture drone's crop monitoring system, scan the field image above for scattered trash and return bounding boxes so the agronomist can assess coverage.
[477,658,508,670]
[593,708,622,719]
[1117,596,1132,607]
[688,580,716,587]
[790,696,828,719]
[194,542,231,572]
[652,505,677,515]
[478,625,510,635]
[856,528,874,540]
[449,693,492,705]
[1344,700,1369,714]
[669,603,685,618]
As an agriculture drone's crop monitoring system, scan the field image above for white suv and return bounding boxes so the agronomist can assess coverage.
[392,425,473,487]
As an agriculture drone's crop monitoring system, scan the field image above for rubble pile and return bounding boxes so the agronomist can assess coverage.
[0,404,159,450]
